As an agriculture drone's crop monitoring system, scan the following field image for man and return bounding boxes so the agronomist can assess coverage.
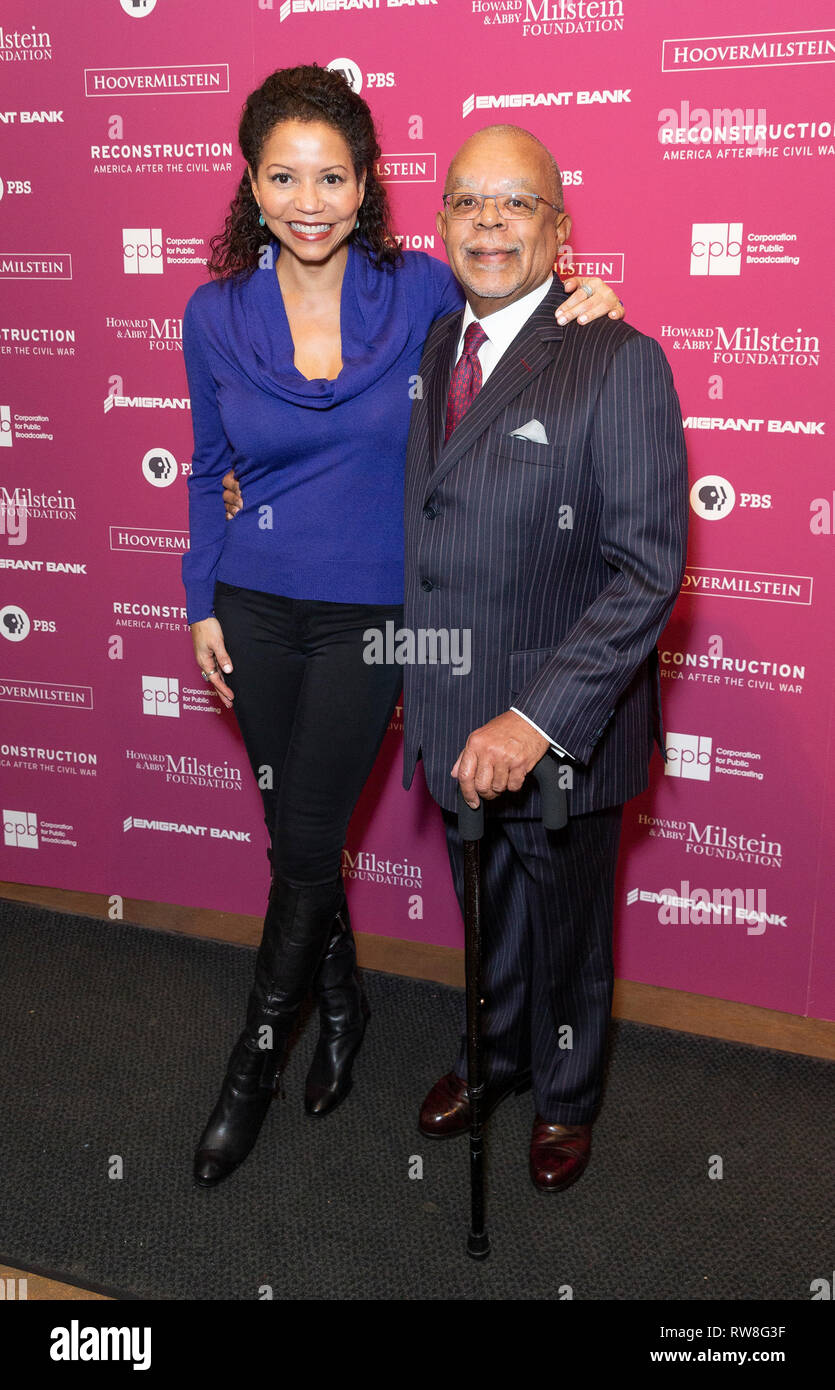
[402,125,688,1191]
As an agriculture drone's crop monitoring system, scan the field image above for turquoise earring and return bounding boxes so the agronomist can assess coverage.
[355,217,360,230]
[258,211,265,227]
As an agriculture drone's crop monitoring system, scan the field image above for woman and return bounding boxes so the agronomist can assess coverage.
[183,63,623,1188]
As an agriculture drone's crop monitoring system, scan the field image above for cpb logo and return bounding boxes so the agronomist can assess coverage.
[664,733,712,781]
[142,675,180,717]
[123,228,163,275]
[690,223,742,276]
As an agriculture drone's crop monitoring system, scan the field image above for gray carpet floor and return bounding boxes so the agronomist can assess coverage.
[0,898,832,1301]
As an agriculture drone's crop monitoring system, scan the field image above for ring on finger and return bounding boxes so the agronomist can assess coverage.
[581,283,594,300]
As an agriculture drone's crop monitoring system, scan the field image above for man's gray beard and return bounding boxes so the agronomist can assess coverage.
[458,268,527,300]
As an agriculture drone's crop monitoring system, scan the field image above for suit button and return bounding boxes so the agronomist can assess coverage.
[420,578,434,592]
[423,503,439,519]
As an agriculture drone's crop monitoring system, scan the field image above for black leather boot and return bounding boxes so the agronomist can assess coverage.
[193,872,343,1187]
[304,894,370,1117]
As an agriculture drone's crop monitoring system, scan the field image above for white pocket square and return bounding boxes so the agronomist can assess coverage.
[509,418,549,444]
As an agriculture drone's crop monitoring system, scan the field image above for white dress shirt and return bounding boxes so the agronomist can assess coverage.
[453,274,573,761]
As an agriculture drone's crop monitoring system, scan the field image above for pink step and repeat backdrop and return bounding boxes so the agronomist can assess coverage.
[1,0,833,1019]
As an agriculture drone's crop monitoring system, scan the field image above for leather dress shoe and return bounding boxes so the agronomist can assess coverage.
[529,1115,591,1192]
[418,1069,531,1138]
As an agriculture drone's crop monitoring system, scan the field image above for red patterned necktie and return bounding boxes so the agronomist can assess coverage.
[445,321,488,441]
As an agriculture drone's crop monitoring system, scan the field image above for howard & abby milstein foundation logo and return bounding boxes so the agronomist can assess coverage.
[50,1320,150,1370]
[363,621,471,675]
[342,844,422,888]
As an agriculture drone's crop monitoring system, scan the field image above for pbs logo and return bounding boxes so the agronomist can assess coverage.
[142,447,178,488]
[0,605,31,642]
[690,475,735,520]
[326,59,394,92]
[327,58,363,93]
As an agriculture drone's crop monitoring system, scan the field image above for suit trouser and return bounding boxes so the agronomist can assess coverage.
[442,802,624,1126]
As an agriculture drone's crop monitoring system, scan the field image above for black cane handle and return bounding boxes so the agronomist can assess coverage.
[456,753,568,841]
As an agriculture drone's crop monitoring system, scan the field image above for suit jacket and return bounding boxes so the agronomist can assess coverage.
[401,276,689,817]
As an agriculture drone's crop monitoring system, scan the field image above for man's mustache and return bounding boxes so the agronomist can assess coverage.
[462,242,523,254]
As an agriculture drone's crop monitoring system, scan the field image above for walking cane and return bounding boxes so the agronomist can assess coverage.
[457,753,568,1259]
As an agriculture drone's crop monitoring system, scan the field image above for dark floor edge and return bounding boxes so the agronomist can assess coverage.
[0,1252,148,1302]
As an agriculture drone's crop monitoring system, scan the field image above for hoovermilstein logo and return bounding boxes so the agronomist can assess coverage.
[50,1320,151,1370]
[661,29,835,73]
[0,252,71,279]
[84,64,229,97]
[363,621,471,675]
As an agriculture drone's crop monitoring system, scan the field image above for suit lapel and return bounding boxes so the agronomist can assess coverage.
[423,278,570,502]
[425,314,460,469]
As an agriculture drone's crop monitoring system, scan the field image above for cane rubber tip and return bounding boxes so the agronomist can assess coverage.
[467,1232,490,1259]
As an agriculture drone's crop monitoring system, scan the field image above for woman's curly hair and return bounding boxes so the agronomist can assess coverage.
[207,64,401,279]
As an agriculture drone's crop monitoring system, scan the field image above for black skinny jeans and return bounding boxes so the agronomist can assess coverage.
[212,582,403,886]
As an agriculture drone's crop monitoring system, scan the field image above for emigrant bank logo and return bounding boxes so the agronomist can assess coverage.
[279,2,436,26]
[463,87,630,117]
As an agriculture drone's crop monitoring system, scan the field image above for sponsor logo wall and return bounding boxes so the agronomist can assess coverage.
[0,0,832,1020]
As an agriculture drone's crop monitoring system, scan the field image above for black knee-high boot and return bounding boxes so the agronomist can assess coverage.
[193,872,344,1187]
[304,892,370,1117]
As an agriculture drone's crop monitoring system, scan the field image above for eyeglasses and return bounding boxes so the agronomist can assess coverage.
[441,192,564,221]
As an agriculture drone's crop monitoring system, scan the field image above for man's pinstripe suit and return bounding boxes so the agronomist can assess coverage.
[402,274,689,1123]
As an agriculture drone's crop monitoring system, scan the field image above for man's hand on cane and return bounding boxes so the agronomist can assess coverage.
[452,711,550,810]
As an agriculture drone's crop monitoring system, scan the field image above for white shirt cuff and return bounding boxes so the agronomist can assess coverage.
[510,707,572,760]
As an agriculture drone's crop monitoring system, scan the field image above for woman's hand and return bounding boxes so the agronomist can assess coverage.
[222,467,243,518]
[557,275,624,326]
[190,617,234,708]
